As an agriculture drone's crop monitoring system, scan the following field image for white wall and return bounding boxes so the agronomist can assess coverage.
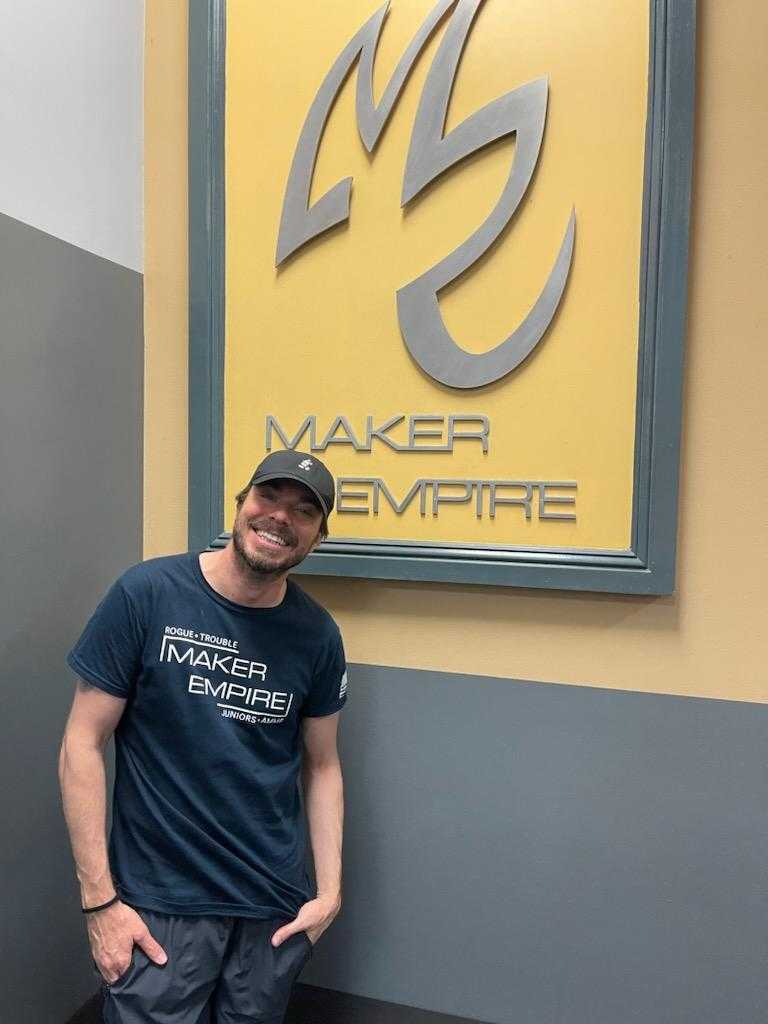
[0,1,144,271]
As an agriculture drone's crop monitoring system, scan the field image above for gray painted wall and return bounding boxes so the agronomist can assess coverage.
[0,213,143,1022]
[305,662,768,1024]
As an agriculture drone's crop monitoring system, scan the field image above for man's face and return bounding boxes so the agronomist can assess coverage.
[231,479,325,577]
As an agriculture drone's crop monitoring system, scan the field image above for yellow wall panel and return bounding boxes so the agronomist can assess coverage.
[224,0,648,551]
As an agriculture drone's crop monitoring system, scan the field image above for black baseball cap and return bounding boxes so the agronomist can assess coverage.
[247,450,335,522]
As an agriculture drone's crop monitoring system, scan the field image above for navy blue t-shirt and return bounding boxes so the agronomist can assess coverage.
[67,552,347,919]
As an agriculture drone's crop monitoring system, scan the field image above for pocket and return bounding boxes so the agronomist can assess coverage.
[105,950,137,988]
[271,920,313,960]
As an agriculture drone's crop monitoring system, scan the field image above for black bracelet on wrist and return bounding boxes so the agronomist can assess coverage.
[82,894,119,915]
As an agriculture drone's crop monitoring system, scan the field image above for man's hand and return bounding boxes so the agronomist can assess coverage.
[271,892,342,949]
[87,901,167,983]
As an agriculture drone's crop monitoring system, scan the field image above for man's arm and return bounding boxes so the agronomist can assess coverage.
[59,680,167,981]
[271,711,344,947]
[302,711,344,904]
[59,680,125,906]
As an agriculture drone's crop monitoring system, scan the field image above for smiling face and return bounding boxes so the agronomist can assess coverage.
[231,479,325,577]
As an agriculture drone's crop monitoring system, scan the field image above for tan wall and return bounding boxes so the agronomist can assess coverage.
[144,1,189,556]
[144,1,768,704]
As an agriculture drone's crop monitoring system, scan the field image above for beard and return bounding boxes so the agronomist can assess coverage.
[231,514,309,577]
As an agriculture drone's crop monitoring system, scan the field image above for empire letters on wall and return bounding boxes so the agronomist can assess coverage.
[189,0,696,593]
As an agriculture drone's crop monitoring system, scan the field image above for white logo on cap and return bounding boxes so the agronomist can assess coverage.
[298,458,313,470]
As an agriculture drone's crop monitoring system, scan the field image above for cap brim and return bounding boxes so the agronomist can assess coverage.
[251,472,331,522]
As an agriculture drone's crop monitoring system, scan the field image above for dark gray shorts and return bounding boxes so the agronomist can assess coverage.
[95,907,313,1023]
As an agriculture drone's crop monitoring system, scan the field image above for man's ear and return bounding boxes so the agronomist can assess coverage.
[309,527,326,553]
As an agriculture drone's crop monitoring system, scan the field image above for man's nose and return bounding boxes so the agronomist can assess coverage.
[268,505,290,524]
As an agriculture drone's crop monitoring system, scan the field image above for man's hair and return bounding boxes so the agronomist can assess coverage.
[235,482,328,540]
[234,483,251,509]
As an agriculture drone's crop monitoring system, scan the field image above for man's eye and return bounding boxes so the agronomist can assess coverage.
[297,507,315,518]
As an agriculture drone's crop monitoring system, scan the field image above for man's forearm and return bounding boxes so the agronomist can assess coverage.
[302,761,344,903]
[58,733,115,906]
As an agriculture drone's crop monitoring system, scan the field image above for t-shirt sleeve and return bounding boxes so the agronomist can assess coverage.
[302,632,348,718]
[66,576,146,699]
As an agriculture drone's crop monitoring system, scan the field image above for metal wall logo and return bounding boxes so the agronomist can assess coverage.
[276,0,575,390]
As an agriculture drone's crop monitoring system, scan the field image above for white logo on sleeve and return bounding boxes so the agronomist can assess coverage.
[339,670,348,699]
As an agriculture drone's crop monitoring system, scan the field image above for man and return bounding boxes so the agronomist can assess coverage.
[59,450,347,1023]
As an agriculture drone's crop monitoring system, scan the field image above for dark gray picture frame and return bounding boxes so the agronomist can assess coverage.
[188,0,696,595]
